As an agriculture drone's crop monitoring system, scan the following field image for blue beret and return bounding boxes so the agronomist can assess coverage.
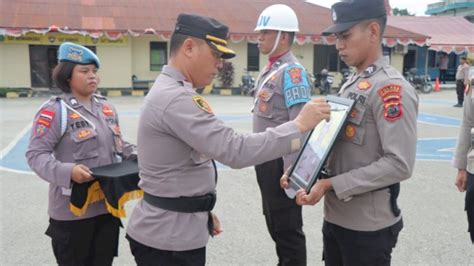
[58,42,100,68]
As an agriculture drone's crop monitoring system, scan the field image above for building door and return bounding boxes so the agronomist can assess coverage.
[29,45,58,89]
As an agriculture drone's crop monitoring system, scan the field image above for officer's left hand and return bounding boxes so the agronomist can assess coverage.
[279,166,292,189]
[211,212,223,236]
[295,179,332,206]
[455,169,467,192]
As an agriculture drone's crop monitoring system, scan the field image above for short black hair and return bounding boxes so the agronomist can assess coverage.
[52,61,75,93]
[170,33,188,56]
[169,33,205,57]
[362,15,387,38]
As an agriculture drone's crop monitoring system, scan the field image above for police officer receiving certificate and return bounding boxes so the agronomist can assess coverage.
[282,0,419,265]
[252,4,311,265]
[126,14,331,265]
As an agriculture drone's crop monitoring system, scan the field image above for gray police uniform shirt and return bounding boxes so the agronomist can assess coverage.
[325,57,419,231]
[453,88,474,173]
[252,51,312,170]
[26,94,135,221]
[126,65,304,251]
[455,62,470,85]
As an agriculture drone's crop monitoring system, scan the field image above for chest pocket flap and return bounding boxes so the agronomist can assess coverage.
[340,103,368,146]
[71,129,99,160]
[255,87,275,118]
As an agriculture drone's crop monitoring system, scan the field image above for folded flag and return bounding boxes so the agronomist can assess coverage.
[69,160,143,218]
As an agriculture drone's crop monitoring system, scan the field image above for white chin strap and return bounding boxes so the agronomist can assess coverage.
[269,31,282,56]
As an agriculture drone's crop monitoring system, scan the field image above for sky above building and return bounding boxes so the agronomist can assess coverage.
[307,0,440,16]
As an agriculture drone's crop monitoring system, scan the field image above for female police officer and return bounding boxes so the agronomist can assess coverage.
[453,78,474,243]
[26,42,135,265]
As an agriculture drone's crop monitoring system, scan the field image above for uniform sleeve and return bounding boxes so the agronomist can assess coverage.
[111,104,137,160]
[162,93,303,169]
[121,141,137,160]
[283,66,311,170]
[331,80,419,199]
[463,66,470,86]
[452,90,474,169]
[25,102,75,188]
[282,64,311,109]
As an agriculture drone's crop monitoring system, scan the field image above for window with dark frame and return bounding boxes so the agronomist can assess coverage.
[314,44,347,73]
[150,42,168,71]
[247,43,260,71]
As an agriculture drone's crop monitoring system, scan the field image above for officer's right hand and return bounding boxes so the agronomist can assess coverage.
[71,164,93,184]
[455,169,467,192]
[294,98,331,133]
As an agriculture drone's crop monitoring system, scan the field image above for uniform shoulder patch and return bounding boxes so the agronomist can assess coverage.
[192,95,213,114]
[378,84,403,122]
[283,64,311,108]
[34,107,56,137]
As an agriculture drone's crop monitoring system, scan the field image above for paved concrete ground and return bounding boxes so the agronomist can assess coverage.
[1,90,473,265]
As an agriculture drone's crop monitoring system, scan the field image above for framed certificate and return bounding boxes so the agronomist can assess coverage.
[288,95,355,193]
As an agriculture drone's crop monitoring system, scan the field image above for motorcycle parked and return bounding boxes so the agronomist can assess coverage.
[404,68,433,94]
[339,68,351,90]
[240,69,255,96]
[315,69,334,95]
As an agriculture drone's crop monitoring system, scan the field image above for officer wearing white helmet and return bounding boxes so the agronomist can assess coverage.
[252,4,312,265]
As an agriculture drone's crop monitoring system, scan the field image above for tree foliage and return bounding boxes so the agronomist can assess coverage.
[218,61,235,88]
[392,7,414,16]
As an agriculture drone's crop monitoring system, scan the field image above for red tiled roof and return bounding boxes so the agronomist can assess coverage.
[388,16,474,53]
[0,0,428,44]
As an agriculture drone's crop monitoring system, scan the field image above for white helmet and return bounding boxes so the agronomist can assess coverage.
[254,4,299,32]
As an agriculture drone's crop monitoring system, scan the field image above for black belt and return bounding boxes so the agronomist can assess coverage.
[143,192,216,213]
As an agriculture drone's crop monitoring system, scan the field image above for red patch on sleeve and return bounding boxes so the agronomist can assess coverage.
[34,108,55,137]
[378,85,403,122]
[288,67,302,84]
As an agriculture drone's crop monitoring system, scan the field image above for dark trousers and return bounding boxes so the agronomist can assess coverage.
[255,158,306,266]
[456,80,465,105]
[45,214,120,266]
[126,234,206,266]
[322,220,403,266]
[439,69,447,83]
[465,172,474,243]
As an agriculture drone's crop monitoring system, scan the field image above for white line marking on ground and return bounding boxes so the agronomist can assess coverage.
[0,124,30,160]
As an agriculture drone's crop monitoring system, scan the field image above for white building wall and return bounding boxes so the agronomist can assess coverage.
[97,45,133,88]
[0,44,31,88]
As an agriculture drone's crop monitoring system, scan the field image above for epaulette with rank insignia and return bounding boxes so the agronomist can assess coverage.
[383,66,404,80]
[93,93,108,101]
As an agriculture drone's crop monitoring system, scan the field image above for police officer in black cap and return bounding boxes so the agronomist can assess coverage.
[126,12,331,266]
[282,0,419,265]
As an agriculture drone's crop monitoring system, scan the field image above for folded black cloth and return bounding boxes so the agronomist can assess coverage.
[69,160,143,218]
